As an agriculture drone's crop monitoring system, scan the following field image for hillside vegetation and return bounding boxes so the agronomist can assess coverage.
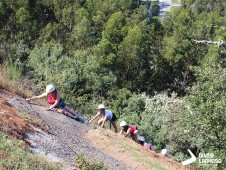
[0,0,225,169]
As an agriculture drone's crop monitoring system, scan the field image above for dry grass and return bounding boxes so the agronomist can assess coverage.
[0,64,35,98]
[86,128,185,170]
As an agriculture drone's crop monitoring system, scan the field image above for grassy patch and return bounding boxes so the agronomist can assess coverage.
[113,137,169,170]
[0,131,60,170]
[75,154,107,170]
[86,129,181,170]
[171,0,181,3]
[0,64,34,98]
[153,162,167,170]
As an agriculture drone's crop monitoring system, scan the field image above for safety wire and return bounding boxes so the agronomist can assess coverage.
[28,102,79,156]
[27,102,74,125]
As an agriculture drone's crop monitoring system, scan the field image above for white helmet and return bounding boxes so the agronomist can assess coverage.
[120,121,127,127]
[46,84,56,93]
[138,136,145,142]
[98,104,105,109]
[161,149,168,155]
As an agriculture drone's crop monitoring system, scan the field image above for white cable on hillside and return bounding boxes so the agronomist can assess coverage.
[192,39,226,53]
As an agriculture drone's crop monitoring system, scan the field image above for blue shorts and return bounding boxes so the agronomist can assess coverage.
[57,99,66,108]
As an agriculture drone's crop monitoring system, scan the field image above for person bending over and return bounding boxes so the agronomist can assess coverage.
[89,104,118,133]
[137,136,154,150]
[119,121,139,141]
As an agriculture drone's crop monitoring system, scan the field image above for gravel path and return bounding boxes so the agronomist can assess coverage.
[0,89,133,170]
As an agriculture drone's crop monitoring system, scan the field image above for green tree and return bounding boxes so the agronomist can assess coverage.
[116,25,143,90]
[102,11,126,48]
[185,47,225,169]
[28,41,64,83]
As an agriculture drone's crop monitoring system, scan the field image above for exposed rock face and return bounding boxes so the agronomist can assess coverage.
[0,89,133,170]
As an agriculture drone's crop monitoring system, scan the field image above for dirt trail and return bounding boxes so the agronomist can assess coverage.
[0,89,185,170]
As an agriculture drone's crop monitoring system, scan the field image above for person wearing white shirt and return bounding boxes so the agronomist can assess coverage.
[89,104,118,133]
